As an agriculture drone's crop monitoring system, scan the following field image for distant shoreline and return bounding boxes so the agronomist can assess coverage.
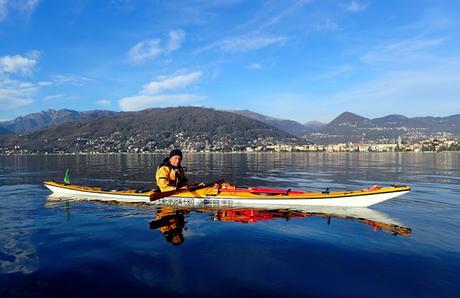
[1,151,459,156]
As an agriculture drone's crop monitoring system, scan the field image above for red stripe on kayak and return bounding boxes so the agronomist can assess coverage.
[219,187,305,195]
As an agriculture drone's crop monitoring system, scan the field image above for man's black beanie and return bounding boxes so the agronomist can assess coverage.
[170,149,183,158]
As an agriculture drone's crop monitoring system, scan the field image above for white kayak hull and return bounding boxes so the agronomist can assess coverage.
[44,183,410,207]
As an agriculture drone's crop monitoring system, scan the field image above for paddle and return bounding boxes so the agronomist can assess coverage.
[149,179,224,202]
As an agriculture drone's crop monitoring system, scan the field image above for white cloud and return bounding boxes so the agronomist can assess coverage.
[336,68,460,102]
[37,81,53,86]
[51,74,92,85]
[6,73,91,88]
[345,1,367,13]
[0,78,37,93]
[196,1,311,55]
[196,0,246,6]
[43,94,64,101]
[314,18,340,32]
[166,29,186,52]
[96,99,112,106]
[119,94,204,111]
[118,71,204,111]
[0,89,34,108]
[42,93,79,102]
[22,0,40,11]
[238,0,312,33]
[142,71,203,95]
[0,0,40,21]
[322,60,460,117]
[247,55,460,122]
[219,35,287,52]
[246,63,262,69]
[403,13,455,33]
[317,64,354,80]
[361,37,445,64]
[0,69,89,111]
[128,29,186,63]
[0,52,39,75]
[0,78,36,108]
[202,34,287,53]
[128,39,162,62]
[0,0,8,21]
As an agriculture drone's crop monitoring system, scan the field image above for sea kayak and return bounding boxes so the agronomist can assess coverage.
[44,180,410,207]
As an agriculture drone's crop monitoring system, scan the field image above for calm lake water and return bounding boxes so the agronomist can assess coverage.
[1,153,459,297]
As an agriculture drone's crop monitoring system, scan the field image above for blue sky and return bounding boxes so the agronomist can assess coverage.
[1,0,460,123]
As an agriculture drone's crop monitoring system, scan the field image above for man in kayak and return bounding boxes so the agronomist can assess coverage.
[155,149,190,192]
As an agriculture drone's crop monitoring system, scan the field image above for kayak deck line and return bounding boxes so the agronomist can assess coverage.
[43,181,411,207]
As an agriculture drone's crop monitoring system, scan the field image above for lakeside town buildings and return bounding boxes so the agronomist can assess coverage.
[2,137,459,155]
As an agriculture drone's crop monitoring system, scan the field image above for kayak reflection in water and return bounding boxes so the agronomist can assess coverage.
[149,206,188,245]
[210,209,411,236]
[149,206,412,245]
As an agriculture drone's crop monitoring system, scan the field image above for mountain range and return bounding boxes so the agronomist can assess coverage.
[0,109,117,134]
[1,108,459,152]
[0,107,299,153]
[313,112,460,144]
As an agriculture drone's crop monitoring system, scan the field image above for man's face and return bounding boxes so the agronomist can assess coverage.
[170,155,181,167]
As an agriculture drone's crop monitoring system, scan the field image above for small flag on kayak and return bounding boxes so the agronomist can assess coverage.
[63,169,71,184]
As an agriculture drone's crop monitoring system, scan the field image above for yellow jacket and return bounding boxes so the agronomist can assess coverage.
[155,163,188,192]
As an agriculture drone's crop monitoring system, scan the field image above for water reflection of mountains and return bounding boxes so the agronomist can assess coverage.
[46,196,412,246]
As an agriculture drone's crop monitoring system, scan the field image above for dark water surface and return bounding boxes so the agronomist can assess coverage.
[1,153,459,297]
